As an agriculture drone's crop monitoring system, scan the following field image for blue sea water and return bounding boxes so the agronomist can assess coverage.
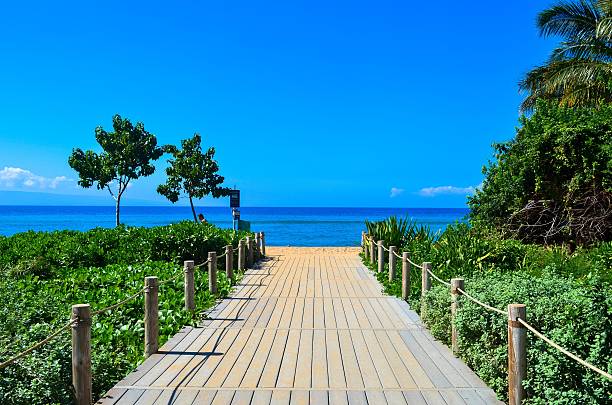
[0,206,469,246]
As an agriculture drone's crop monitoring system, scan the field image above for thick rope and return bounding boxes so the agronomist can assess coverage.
[91,288,145,317]
[426,267,451,287]
[456,287,506,316]
[0,320,74,370]
[517,318,612,381]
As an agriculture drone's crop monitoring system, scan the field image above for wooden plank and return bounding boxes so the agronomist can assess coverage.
[251,390,272,405]
[259,329,290,387]
[384,391,408,405]
[277,329,301,387]
[346,391,368,405]
[311,390,329,405]
[328,390,349,405]
[361,330,399,389]
[222,328,266,388]
[211,390,235,405]
[241,329,277,387]
[349,330,381,389]
[206,328,254,387]
[314,298,325,328]
[374,330,418,389]
[230,390,254,404]
[290,390,309,405]
[294,329,313,388]
[302,298,314,328]
[290,298,305,329]
[312,329,329,388]
[185,328,242,386]
[326,329,347,388]
[337,329,364,388]
[399,331,451,388]
[402,391,429,405]
[270,390,291,405]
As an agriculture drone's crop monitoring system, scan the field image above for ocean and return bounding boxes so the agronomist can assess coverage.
[0,206,469,246]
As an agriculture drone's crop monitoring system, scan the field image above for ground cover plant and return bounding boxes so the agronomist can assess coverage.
[362,216,612,404]
[0,222,251,404]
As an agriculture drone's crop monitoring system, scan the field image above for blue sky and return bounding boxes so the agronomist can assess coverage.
[0,1,554,207]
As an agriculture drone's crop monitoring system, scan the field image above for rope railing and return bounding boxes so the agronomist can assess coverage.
[0,229,267,404]
[360,230,612,402]
[517,318,612,380]
[0,320,75,370]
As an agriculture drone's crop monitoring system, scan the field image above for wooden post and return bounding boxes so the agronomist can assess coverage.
[246,236,253,268]
[184,260,195,311]
[401,252,411,300]
[226,245,233,283]
[260,232,266,256]
[508,304,527,405]
[144,276,159,358]
[388,246,397,282]
[377,240,384,273]
[208,251,218,294]
[364,234,369,258]
[450,278,464,355]
[369,239,375,263]
[71,304,91,405]
[361,231,366,252]
[421,262,432,317]
[238,240,245,271]
[254,233,261,261]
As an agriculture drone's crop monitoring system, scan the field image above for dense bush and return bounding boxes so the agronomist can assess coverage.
[0,221,245,277]
[468,101,612,245]
[424,273,611,404]
[362,217,612,403]
[0,223,250,404]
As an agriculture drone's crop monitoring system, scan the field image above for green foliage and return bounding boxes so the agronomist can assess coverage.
[469,101,612,245]
[520,0,612,111]
[157,134,231,222]
[424,274,612,404]
[0,223,250,404]
[363,217,612,403]
[68,114,164,225]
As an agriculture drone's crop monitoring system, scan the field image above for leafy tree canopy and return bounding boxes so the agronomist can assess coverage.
[468,100,612,245]
[157,134,231,222]
[68,114,163,225]
[520,0,612,111]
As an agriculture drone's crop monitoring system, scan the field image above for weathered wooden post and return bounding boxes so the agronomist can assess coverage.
[246,236,254,268]
[450,278,464,355]
[184,260,195,311]
[388,246,397,282]
[71,304,91,405]
[401,252,411,300]
[208,252,218,294]
[361,231,366,252]
[260,232,266,256]
[369,238,375,263]
[508,304,527,405]
[238,239,245,271]
[144,276,159,358]
[254,233,261,260]
[226,245,233,283]
[421,262,432,317]
[377,240,384,273]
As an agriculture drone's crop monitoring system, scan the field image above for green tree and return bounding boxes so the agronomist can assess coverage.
[468,101,612,245]
[520,0,612,111]
[157,134,231,222]
[68,114,163,226]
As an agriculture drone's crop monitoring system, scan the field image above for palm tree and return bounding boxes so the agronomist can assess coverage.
[520,0,612,112]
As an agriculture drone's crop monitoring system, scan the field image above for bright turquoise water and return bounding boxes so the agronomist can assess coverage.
[0,206,469,246]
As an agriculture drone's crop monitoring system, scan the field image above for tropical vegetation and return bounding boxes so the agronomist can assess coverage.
[157,134,231,222]
[68,114,164,226]
[468,101,612,246]
[362,217,612,404]
[520,0,612,111]
[0,222,251,404]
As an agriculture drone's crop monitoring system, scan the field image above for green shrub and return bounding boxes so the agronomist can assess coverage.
[423,273,612,404]
[0,223,250,404]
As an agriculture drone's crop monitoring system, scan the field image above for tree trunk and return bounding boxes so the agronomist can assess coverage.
[189,196,198,223]
[115,194,121,227]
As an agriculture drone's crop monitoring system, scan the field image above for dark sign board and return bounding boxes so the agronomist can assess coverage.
[230,190,240,208]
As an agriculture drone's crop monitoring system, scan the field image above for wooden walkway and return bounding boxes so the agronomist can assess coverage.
[99,247,501,405]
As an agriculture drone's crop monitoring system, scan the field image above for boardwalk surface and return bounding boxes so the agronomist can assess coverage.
[99,247,501,405]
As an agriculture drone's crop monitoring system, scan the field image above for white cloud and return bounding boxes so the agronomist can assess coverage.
[389,187,405,198]
[0,167,72,190]
[418,185,477,197]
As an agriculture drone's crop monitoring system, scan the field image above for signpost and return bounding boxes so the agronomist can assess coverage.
[230,190,240,230]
